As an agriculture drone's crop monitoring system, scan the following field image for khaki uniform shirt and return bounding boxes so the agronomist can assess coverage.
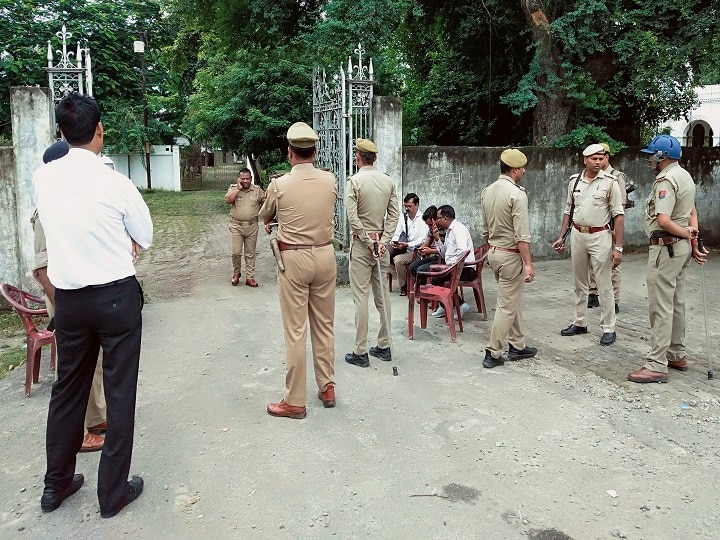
[227,184,265,222]
[346,165,400,248]
[607,166,628,206]
[30,210,48,270]
[643,162,695,238]
[480,175,532,248]
[259,163,337,245]
[564,169,624,227]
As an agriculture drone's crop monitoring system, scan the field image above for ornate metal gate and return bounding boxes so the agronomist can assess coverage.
[47,25,93,104]
[313,44,374,249]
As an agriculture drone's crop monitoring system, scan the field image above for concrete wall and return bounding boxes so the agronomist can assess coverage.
[373,96,403,197]
[403,146,720,259]
[106,144,182,191]
[8,88,53,290]
[0,147,20,288]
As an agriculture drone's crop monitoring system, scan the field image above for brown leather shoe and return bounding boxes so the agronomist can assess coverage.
[318,383,336,408]
[668,358,689,371]
[246,278,259,287]
[231,273,240,286]
[267,400,307,419]
[80,432,104,452]
[627,368,668,384]
[87,421,107,434]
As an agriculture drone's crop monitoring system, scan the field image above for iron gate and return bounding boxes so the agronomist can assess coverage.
[313,44,374,249]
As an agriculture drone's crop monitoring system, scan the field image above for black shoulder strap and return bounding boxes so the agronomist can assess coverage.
[568,172,583,225]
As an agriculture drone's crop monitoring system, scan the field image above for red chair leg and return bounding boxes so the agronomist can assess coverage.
[419,299,428,329]
[443,300,457,341]
[408,296,415,340]
[25,345,33,397]
[50,341,57,370]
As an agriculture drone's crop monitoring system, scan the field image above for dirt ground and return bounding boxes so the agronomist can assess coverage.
[1,213,719,540]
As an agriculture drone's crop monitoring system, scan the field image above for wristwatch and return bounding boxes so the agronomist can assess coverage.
[614,246,623,253]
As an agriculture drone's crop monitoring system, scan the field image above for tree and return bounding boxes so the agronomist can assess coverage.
[0,0,181,151]
[505,1,720,145]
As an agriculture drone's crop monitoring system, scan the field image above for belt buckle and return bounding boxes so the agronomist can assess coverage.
[579,225,590,233]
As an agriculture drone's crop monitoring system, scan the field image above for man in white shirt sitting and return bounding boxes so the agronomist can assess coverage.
[430,205,475,319]
[388,193,429,295]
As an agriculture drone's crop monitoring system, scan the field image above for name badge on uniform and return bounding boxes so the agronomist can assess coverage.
[658,190,666,199]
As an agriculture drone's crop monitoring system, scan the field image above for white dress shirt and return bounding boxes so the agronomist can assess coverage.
[435,219,475,265]
[33,148,153,289]
[391,212,430,249]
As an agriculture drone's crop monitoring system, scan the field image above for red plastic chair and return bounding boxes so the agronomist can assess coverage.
[0,283,56,397]
[457,244,489,320]
[408,250,470,341]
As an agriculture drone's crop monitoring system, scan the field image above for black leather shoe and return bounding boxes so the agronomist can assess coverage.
[369,346,391,361]
[560,324,588,336]
[344,352,369,368]
[41,474,84,512]
[600,332,616,346]
[482,349,505,369]
[615,303,620,314]
[101,476,144,518]
[508,344,538,361]
[587,293,600,308]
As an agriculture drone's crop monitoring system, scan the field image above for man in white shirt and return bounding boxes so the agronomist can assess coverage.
[389,193,429,295]
[34,93,153,519]
[430,205,475,319]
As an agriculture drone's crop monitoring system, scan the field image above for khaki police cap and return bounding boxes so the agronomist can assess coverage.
[356,138,378,153]
[500,148,527,168]
[583,143,606,157]
[287,122,318,148]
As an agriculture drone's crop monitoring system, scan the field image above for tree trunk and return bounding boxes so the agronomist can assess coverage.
[520,2,574,144]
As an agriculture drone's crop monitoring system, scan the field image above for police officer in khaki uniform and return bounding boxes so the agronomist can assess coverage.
[260,122,338,418]
[553,144,624,346]
[345,138,400,367]
[588,142,629,312]
[627,135,707,384]
[480,149,537,368]
[225,167,265,287]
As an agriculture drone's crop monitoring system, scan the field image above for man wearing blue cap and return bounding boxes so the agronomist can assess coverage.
[627,135,707,383]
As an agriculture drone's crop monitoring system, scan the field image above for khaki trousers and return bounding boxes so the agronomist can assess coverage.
[278,245,336,406]
[392,251,415,289]
[588,265,621,302]
[644,241,692,374]
[570,229,616,333]
[229,221,258,278]
[486,249,526,358]
[49,301,106,429]
[350,240,391,355]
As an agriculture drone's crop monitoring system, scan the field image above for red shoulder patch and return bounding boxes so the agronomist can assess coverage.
[658,190,666,199]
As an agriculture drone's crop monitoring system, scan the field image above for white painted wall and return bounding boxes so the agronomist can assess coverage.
[106,144,182,191]
[662,85,720,146]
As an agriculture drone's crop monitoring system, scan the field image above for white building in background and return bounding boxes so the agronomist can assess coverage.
[662,85,719,147]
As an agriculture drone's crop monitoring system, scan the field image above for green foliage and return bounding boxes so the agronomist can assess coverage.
[0,0,183,151]
[551,125,624,151]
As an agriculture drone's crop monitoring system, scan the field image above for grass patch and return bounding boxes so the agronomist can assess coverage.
[0,346,25,381]
[0,311,24,336]
[142,190,228,216]
[141,190,229,256]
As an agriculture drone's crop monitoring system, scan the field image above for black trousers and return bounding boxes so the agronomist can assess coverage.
[408,255,439,277]
[45,277,144,514]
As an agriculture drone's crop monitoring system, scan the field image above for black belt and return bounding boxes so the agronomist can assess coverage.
[86,276,133,289]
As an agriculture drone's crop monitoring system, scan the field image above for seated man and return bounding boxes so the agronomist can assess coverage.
[388,193,429,295]
[408,205,441,279]
[429,205,475,320]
